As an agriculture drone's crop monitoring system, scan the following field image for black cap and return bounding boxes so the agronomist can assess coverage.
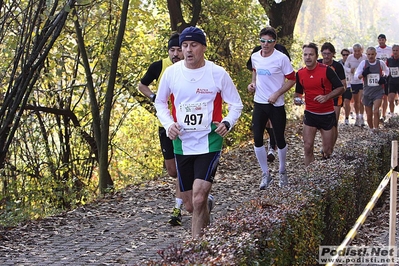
[378,34,386,39]
[168,33,180,49]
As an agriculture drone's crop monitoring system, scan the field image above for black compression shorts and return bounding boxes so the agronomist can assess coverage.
[158,127,175,160]
[175,151,220,192]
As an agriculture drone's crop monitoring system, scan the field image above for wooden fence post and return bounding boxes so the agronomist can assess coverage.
[389,140,398,266]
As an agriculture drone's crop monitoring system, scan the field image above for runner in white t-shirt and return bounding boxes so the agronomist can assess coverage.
[345,43,367,126]
[376,34,393,121]
[247,27,296,190]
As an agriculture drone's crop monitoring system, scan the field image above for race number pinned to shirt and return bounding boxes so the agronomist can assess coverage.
[178,102,209,131]
[367,73,380,87]
[390,67,399,78]
[380,54,389,63]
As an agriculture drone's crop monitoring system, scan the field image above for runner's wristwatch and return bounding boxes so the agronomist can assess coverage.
[222,121,230,131]
[149,93,156,102]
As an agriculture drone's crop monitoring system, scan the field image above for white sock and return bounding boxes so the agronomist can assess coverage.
[254,146,269,174]
[278,145,287,173]
[175,198,183,209]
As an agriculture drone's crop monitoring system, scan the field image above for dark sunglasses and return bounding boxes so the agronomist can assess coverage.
[260,38,276,43]
[342,54,350,56]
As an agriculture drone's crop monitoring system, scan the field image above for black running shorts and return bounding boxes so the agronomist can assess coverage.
[350,83,363,94]
[303,110,337,130]
[389,84,399,95]
[342,87,352,100]
[158,127,175,160]
[175,151,220,192]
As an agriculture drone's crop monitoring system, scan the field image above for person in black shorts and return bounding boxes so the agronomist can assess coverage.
[138,33,184,226]
[295,43,344,166]
[317,42,346,150]
[387,44,399,116]
[154,27,243,237]
[345,43,367,127]
[339,48,353,125]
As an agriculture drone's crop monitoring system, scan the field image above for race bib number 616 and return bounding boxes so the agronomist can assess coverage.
[367,73,380,87]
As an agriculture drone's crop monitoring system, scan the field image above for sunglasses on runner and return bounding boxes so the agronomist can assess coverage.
[260,38,276,43]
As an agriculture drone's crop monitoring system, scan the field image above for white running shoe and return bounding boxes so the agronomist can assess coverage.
[267,148,276,162]
[259,172,272,190]
[279,172,288,187]
[360,117,365,127]
[355,118,361,127]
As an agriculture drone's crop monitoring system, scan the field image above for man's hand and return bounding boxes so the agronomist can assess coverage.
[168,123,182,140]
[214,121,229,137]
[362,67,371,78]
[268,92,278,104]
[247,83,256,93]
[378,76,387,85]
[314,95,328,103]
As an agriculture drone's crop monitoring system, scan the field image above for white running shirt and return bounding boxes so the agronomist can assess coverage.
[251,49,294,106]
[155,60,243,155]
[345,54,367,85]
[376,45,392,62]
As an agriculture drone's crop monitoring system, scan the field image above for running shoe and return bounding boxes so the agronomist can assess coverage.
[168,207,182,226]
[360,117,365,127]
[354,117,361,127]
[279,171,288,187]
[207,194,215,214]
[267,148,276,162]
[259,172,272,190]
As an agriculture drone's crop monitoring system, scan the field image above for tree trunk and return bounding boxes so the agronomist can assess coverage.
[167,0,202,32]
[73,0,130,193]
[98,0,130,193]
[258,0,303,46]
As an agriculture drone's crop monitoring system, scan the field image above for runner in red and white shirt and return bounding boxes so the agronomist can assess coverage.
[155,26,243,238]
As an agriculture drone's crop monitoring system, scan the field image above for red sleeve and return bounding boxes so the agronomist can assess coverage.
[285,71,296,81]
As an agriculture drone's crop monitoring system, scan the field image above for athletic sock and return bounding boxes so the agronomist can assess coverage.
[254,145,269,174]
[278,145,287,173]
[175,198,183,209]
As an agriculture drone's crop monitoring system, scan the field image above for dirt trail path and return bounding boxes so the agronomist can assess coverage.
[0,114,397,265]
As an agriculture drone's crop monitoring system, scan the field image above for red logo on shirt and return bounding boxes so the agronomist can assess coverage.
[196,88,213,94]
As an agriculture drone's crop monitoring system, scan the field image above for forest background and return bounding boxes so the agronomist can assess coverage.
[1,0,398,226]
